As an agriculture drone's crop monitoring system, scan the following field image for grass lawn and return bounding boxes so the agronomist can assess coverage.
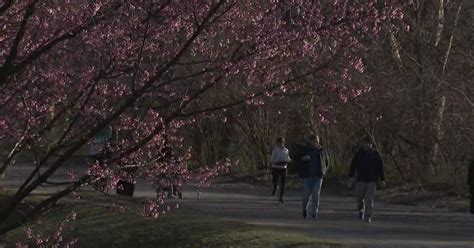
[0,193,338,248]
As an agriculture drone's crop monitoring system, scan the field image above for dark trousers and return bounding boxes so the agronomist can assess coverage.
[272,168,287,199]
[470,186,474,214]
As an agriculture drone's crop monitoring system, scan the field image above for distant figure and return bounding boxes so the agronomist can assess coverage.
[349,136,385,223]
[292,134,330,220]
[468,159,474,214]
[89,127,113,192]
[116,166,137,197]
[156,165,186,199]
[270,137,291,203]
[159,184,183,199]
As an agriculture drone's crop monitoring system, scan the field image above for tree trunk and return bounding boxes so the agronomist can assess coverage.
[430,96,446,175]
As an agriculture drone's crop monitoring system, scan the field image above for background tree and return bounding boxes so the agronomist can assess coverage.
[182,1,473,193]
[346,0,474,186]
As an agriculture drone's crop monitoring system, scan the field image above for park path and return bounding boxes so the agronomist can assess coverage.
[3,163,474,248]
[135,182,474,248]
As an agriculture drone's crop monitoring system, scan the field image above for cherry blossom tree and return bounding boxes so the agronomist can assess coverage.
[0,0,403,233]
[15,211,78,248]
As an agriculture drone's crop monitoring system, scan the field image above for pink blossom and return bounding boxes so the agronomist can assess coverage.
[0,0,403,235]
[17,211,77,248]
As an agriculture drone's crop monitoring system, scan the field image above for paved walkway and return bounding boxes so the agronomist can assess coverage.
[136,183,474,248]
[3,164,474,247]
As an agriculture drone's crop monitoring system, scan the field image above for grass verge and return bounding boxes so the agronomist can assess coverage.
[1,196,338,248]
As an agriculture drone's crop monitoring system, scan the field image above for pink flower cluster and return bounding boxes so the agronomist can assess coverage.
[16,211,78,248]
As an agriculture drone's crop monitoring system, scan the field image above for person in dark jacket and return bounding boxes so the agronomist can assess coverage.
[291,134,330,220]
[468,159,474,214]
[348,136,385,223]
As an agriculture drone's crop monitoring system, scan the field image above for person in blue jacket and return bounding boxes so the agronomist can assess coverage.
[291,134,330,220]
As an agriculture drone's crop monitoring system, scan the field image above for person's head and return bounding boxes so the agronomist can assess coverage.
[308,134,321,147]
[276,137,285,148]
[361,136,374,150]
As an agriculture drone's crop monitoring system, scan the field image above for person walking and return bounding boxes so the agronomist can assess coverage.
[348,136,385,223]
[468,159,474,214]
[270,137,291,203]
[89,126,113,192]
[292,134,330,220]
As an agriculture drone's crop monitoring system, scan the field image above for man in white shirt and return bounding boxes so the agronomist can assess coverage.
[271,137,291,203]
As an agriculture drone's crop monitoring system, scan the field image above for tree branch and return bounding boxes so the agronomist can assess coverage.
[0,0,14,16]
[8,0,227,214]
[442,1,463,75]
[0,1,124,86]
[0,1,37,81]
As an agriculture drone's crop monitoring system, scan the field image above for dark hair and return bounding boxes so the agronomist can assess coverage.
[308,134,318,140]
[276,137,285,143]
[362,136,373,144]
[307,134,322,146]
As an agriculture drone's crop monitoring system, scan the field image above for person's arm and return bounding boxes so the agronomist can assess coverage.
[270,148,277,164]
[301,146,311,161]
[468,160,474,185]
[289,144,299,163]
[284,148,291,162]
[349,151,360,178]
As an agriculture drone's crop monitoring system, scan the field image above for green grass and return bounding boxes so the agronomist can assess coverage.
[1,198,338,248]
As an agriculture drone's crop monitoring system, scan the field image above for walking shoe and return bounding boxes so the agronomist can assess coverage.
[358,211,364,220]
[303,210,308,219]
[311,214,318,221]
[272,188,276,196]
[278,198,284,204]
[365,217,372,224]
